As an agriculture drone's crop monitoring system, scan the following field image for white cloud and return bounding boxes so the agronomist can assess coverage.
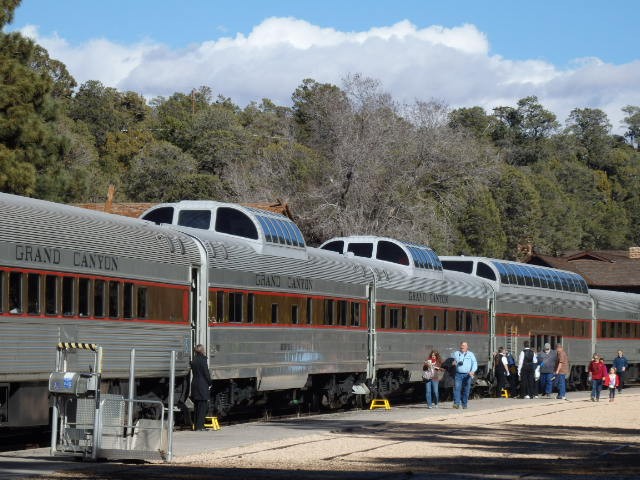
[18,18,640,133]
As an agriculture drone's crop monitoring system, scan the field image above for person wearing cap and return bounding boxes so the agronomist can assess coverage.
[537,342,557,398]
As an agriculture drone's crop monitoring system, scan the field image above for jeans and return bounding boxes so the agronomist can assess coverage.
[591,379,603,399]
[539,372,554,395]
[454,372,473,406]
[555,374,566,398]
[425,380,439,407]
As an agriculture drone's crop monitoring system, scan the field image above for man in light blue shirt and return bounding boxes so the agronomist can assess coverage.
[452,341,478,409]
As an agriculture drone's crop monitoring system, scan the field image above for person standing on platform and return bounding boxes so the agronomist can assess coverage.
[537,343,557,398]
[554,344,570,400]
[588,353,607,402]
[424,350,443,409]
[604,367,620,402]
[612,350,629,393]
[494,347,511,397]
[452,341,477,409]
[518,341,538,399]
[191,344,212,431]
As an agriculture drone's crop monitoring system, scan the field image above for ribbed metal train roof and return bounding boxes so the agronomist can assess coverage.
[0,193,202,267]
[590,288,640,315]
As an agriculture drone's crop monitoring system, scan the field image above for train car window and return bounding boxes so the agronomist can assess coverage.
[124,283,133,319]
[178,210,211,230]
[215,207,259,239]
[94,280,105,317]
[324,299,334,325]
[338,300,348,325]
[78,278,90,316]
[443,310,448,330]
[465,311,473,331]
[512,265,526,286]
[45,275,57,315]
[418,314,424,330]
[291,304,299,324]
[389,308,399,328]
[62,277,74,316]
[9,272,22,314]
[216,291,224,322]
[376,241,409,265]
[476,262,496,281]
[0,271,4,313]
[27,273,40,315]
[137,287,148,318]
[347,243,373,258]
[306,297,313,324]
[320,240,344,253]
[142,207,174,225]
[351,302,361,326]
[401,307,408,329]
[248,294,255,323]
[229,292,243,322]
[455,310,464,331]
[271,303,278,324]
[380,304,386,328]
[109,281,120,318]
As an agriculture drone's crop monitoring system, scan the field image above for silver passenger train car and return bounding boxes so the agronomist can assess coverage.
[319,236,492,393]
[141,201,372,413]
[0,193,204,428]
[440,256,639,384]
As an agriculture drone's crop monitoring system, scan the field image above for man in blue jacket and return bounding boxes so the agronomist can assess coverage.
[452,341,478,409]
[612,350,629,393]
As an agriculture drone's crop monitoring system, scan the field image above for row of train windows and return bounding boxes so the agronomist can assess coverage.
[0,271,148,319]
[211,290,362,326]
[377,306,485,332]
[497,316,589,338]
[600,321,640,338]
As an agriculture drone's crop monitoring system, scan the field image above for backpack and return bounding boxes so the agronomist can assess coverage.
[422,366,434,380]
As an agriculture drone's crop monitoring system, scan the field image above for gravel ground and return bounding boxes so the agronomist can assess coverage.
[10,391,640,479]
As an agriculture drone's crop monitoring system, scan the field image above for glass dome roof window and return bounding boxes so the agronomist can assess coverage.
[402,242,442,271]
[490,260,588,294]
[246,207,306,248]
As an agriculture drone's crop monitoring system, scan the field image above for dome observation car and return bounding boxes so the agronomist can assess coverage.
[140,201,307,259]
[319,236,442,273]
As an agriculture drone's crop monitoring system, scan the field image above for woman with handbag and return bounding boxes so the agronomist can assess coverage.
[423,350,443,409]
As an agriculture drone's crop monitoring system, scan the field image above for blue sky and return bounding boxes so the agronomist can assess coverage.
[8,0,640,131]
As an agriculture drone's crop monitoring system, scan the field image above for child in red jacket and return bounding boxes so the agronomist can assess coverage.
[603,367,620,402]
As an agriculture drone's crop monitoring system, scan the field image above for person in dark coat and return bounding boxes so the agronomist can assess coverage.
[190,344,212,430]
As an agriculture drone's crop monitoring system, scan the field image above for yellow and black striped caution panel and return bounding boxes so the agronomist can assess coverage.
[57,342,98,351]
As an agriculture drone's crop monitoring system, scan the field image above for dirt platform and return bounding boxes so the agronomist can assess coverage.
[4,390,640,479]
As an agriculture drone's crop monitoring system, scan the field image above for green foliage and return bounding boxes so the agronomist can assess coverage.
[0,0,20,28]
[123,141,226,202]
[455,187,507,257]
[0,31,65,196]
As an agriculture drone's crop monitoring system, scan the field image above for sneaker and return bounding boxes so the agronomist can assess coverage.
[434,404,438,408]
[596,398,600,402]
[590,397,595,402]
[427,406,432,409]
[462,405,468,409]
[533,395,539,399]
[556,396,567,400]
[524,395,531,399]
[453,404,460,409]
